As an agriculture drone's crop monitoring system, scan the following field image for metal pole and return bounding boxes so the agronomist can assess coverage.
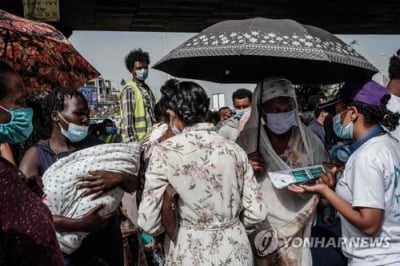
[256,80,263,151]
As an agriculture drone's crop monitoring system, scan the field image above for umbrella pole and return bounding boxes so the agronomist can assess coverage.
[256,81,263,152]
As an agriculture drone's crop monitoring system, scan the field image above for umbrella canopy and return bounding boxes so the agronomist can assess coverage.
[0,9,100,94]
[154,17,378,84]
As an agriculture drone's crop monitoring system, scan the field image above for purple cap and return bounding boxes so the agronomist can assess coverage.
[320,80,388,109]
[340,80,388,106]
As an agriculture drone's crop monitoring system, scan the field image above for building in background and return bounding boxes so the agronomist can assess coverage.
[212,92,226,110]
[85,77,120,104]
[81,77,121,122]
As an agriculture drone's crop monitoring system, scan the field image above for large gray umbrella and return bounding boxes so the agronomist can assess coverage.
[153,17,378,84]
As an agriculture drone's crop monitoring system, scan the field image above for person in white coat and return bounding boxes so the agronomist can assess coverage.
[290,80,400,266]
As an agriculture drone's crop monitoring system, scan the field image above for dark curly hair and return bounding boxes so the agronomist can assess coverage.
[389,49,400,80]
[160,79,210,126]
[125,49,150,72]
[0,59,18,100]
[47,86,87,113]
[349,100,399,131]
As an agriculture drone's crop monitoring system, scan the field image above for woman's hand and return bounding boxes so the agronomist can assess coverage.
[54,205,115,233]
[323,161,344,170]
[77,170,125,199]
[78,205,115,232]
[317,166,337,188]
[288,167,338,195]
[248,152,265,173]
[288,183,329,194]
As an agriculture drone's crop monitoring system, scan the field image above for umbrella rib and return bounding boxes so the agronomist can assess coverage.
[2,30,9,57]
[239,17,258,56]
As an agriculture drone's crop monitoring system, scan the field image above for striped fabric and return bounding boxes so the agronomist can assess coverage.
[120,79,156,142]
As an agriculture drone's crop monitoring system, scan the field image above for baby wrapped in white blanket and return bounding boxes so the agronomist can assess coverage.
[42,143,141,254]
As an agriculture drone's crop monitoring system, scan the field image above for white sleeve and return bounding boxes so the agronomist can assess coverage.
[218,125,230,140]
[137,146,169,235]
[348,154,385,209]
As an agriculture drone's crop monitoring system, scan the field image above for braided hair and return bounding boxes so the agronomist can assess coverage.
[350,99,399,131]
[154,100,167,123]
[160,79,210,126]
[389,49,400,80]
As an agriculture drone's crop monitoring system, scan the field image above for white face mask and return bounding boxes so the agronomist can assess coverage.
[168,110,182,135]
[170,122,181,135]
[264,110,296,135]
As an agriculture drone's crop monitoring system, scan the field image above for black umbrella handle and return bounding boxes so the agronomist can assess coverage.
[257,81,263,152]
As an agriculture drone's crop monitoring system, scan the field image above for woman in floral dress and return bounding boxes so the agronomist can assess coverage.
[138,79,267,265]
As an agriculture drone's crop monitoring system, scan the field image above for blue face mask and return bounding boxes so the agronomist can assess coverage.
[333,112,354,139]
[233,107,251,119]
[105,126,114,134]
[58,112,89,143]
[135,68,148,81]
[0,105,33,144]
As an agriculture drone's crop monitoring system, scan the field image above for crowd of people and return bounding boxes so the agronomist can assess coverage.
[1,46,400,266]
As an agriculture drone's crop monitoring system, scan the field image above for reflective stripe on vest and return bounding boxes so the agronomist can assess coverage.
[120,80,147,141]
[105,134,115,144]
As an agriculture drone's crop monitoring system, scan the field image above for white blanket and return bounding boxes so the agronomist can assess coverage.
[42,143,141,254]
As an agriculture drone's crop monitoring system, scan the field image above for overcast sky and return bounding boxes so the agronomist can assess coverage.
[69,31,400,107]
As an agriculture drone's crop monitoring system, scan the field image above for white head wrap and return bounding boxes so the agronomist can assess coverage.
[236,76,327,168]
[261,77,296,104]
[236,77,328,265]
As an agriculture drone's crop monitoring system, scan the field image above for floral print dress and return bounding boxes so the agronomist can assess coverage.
[138,123,267,265]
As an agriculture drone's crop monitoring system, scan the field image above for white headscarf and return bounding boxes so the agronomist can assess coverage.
[236,77,328,265]
[237,76,325,170]
[261,77,297,104]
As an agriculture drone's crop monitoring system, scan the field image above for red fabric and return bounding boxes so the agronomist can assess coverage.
[0,9,100,94]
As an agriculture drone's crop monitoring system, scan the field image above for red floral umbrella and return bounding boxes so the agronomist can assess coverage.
[0,9,100,94]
